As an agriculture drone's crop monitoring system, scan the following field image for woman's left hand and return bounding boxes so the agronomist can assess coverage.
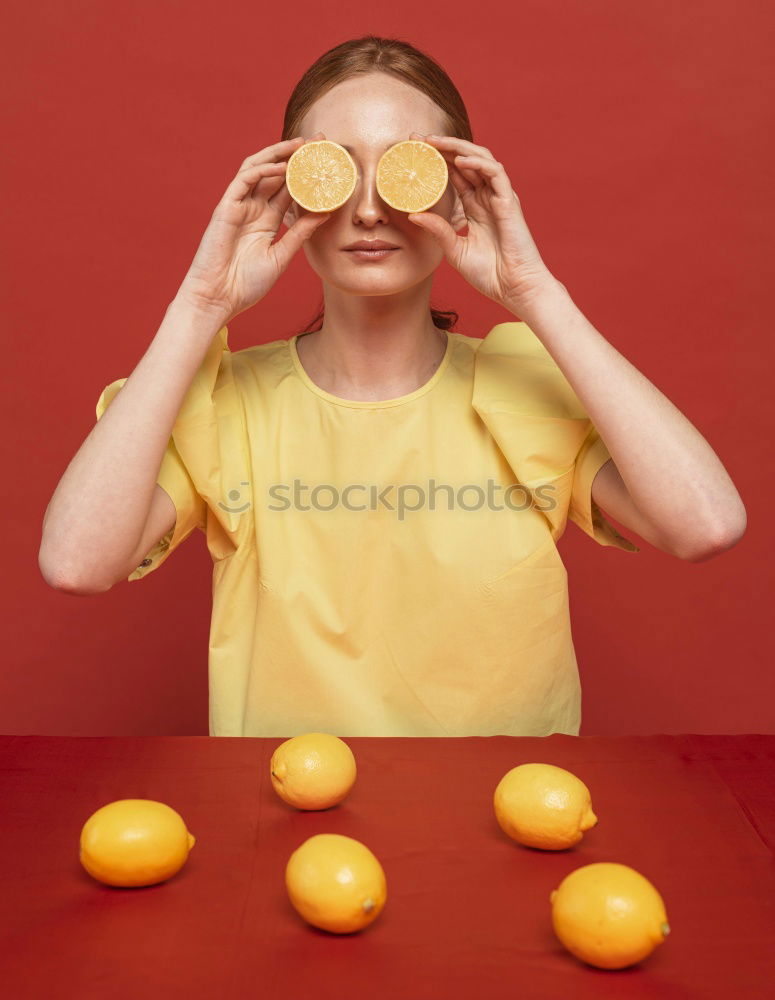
[406,132,559,313]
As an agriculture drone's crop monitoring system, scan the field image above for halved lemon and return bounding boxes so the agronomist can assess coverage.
[376,139,449,213]
[285,140,357,213]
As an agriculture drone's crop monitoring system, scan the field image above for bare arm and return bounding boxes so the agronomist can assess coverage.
[508,279,746,561]
[40,133,333,594]
[39,295,228,593]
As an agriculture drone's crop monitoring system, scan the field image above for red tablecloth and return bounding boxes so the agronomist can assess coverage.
[1,733,773,998]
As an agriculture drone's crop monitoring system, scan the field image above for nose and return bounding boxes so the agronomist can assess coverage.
[349,161,391,223]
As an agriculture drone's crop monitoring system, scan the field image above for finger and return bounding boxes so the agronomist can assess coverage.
[262,131,327,209]
[453,154,513,200]
[239,136,306,170]
[267,167,294,215]
[447,159,476,200]
[452,154,484,189]
[260,170,290,205]
[225,160,288,204]
[422,134,495,160]
[407,211,461,259]
[272,211,332,271]
[450,158,480,188]
[236,131,325,183]
[408,130,475,207]
[410,132,480,187]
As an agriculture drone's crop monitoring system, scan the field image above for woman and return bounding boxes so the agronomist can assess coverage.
[39,36,746,738]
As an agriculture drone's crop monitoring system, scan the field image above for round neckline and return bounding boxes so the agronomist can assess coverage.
[288,331,455,409]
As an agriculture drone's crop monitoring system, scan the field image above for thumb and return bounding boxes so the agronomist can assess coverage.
[408,212,459,259]
[271,212,331,271]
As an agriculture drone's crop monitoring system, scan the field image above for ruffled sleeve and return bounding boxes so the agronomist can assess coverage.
[94,324,252,581]
[471,321,639,552]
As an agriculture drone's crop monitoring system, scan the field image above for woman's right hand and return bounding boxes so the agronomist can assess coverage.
[175,132,332,321]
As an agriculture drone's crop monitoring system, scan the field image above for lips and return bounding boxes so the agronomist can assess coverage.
[343,247,400,259]
[344,242,400,251]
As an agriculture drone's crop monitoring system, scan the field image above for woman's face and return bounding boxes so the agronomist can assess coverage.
[284,72,467,296]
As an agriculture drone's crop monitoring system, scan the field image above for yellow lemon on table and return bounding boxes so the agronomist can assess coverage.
[286,833,387,934]
[550,862,671,969]
[376,139,449,213]
[493,762,598,849]
[79,799,196,887]
[285,139,357,212]
[270,732,357,810]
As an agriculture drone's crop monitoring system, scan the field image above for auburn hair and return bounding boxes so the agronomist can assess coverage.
[281,35,473,334]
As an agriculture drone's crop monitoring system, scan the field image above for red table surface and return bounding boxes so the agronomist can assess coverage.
[1,733,773,999]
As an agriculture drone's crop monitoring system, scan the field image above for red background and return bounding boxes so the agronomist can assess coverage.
[3,2,771,736]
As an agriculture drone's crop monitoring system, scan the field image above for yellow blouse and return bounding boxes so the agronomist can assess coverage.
[95,321,639,738]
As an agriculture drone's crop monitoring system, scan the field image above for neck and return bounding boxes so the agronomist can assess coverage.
[296,310,449,400]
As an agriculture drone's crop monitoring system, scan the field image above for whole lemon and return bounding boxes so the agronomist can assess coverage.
[270,732,357,810]
[493,762,598,849]
[286,833,387,934]
[550,862,671,969]
[79,799,196,887]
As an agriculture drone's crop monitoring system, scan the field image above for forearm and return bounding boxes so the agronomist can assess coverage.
[508,279,747,550]
[39,294,228,590]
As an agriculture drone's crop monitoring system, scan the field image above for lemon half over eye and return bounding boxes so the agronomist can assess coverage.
[285,140,358,213]
[376,139,449,213]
